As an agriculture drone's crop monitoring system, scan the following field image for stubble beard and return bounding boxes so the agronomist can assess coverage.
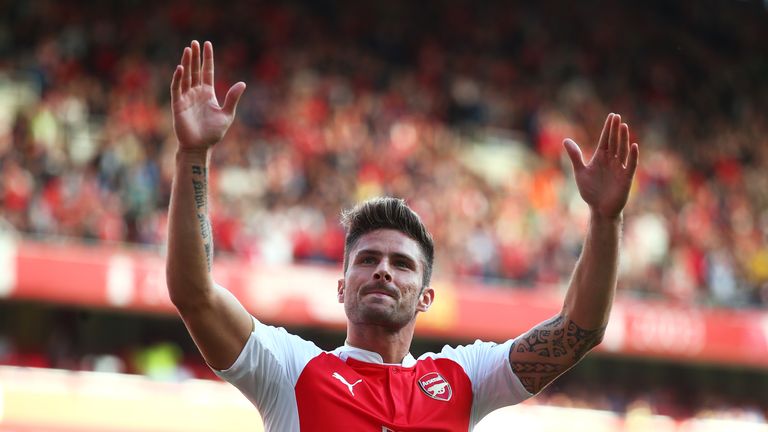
[347,297,414,330]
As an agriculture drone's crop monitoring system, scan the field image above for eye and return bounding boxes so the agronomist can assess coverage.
[359,256,377,264]
[395,260,413,270]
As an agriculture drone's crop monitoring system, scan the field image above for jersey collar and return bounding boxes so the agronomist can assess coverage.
[335,343,417,368]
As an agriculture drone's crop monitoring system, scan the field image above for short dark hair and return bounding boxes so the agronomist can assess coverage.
[341,197,435,287]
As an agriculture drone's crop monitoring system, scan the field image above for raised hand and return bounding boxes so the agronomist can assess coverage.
[170,40,246,152]
[563,113,640,219]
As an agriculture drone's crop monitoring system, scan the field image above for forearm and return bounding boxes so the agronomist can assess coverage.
[510,113,637,394]
[561,212,622,331]
[509,212,622,394]
[166,149,215,308]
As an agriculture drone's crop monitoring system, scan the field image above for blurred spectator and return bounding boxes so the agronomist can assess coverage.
[132,341,187,381]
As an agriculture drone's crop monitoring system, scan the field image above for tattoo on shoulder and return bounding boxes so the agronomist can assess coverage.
[510,315,606,394]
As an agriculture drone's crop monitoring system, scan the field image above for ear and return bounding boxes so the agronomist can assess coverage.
[337,279,345,303]
[416,286,434,313]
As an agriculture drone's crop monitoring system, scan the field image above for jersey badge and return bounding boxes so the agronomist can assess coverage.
[418,372,452,401]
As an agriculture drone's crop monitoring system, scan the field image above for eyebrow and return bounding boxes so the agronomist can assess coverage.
[355,249,418,265]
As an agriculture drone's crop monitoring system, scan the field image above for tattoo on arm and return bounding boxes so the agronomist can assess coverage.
[510,315,606,394]
[192,165,213,271]
[192,179,206,209]
[566,320,605,360]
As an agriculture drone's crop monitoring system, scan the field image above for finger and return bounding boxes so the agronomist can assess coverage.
[608,113,621,157]
[191,40,201,87]
[222,82,247,116]
[170,65,183,103]
[618,122,630,165]
[181,47,192,92]
[563,139,586,174]
[626,143,640,178]
[202,41,214,86]
[597,113,613,156]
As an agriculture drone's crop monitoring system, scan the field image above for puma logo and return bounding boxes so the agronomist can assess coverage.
[332,372,363,396]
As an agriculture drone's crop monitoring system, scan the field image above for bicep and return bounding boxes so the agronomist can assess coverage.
[176,283,254,370]
[508,314,605,395]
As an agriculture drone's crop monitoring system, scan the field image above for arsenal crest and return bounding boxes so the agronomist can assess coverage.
[418,372,452,401]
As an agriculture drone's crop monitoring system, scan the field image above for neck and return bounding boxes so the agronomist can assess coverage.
[345,320,416,364]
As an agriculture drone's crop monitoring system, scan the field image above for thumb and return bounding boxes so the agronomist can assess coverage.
[563,139,585,173]
[222,82,246,116]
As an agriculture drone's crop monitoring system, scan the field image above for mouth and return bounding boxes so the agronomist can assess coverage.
[365,291,394,299]
[361,283,399,300]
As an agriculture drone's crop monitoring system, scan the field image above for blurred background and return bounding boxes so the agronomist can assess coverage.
[0,0,767,430]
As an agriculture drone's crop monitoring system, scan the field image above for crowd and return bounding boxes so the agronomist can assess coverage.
[0,0,767,307]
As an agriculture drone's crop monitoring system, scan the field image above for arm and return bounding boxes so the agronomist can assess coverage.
[166,40,250,370]
[509,113,640,394]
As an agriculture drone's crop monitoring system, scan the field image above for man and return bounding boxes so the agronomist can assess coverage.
[166,40,639,431]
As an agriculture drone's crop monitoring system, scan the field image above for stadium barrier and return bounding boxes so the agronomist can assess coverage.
[2,237,768,369]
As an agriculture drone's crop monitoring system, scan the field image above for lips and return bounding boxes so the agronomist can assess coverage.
[360,282,399,300]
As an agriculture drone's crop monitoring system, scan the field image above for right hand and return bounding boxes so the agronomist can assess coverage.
[170,40,246,152]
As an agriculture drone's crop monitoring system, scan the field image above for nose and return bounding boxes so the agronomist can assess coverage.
[373,260,393,282]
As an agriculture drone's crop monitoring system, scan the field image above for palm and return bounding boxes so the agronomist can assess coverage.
[174,86,230,149]
[170,41,245,151]
[564,114,640,219]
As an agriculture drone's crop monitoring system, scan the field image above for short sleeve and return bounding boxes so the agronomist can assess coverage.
[214,316,322,431]
[433,339,533,426]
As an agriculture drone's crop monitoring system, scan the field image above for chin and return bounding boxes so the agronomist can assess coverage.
[359,306,412,329]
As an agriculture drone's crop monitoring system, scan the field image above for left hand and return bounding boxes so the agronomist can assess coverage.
[563,113,640,219]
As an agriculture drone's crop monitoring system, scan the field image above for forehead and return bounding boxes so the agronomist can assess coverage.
[350,229,423,262]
